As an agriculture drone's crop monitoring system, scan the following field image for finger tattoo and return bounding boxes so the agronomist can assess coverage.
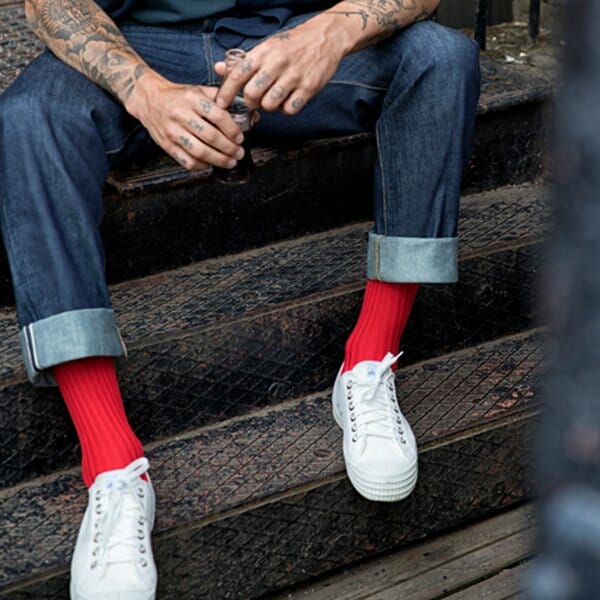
[174,153,188,167]
[200,99,213,115]
[255,72,269,88]
[240,58,253,73]
[179,135,193,150]
[188,119,204,132]
[292,97,305,109]
[270,86,285,100]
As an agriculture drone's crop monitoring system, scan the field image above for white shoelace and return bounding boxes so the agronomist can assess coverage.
[92,457,150,577]
[347,352,405,443]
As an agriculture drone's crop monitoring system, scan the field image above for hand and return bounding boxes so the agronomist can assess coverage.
[215,16,348,115]
[127,71,246,171]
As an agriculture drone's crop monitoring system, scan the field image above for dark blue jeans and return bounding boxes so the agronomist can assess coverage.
[0,16,480,386]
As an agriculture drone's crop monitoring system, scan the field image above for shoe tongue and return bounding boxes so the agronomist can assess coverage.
[351,360,383,382]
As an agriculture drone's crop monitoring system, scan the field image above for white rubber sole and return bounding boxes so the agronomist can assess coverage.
[70,582,156,600]
[333,397,418,502]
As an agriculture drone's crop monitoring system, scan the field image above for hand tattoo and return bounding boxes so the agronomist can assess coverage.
[255,72,270,88]
[200,99,213,115]
[240,58,253,73]
[270,86,285,100]
[188,119,205,133]
[179,135,193,150]
[292,97,305,110]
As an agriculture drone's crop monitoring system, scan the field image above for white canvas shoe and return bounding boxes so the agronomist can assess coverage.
[332,352,418,502]
[70,457,157,600]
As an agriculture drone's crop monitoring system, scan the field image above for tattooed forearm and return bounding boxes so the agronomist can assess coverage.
[327,0,434,34]
[25,0,149,104]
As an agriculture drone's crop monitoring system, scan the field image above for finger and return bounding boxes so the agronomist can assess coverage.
[189,95,245,144]
[183,115,243,158]
[260,76,296,112]
[168,124,242,169]
[243,70,277,109]
[165,143,209,172]
[216,54,258,109]
[214,61,227,78]
[282,90,310,115]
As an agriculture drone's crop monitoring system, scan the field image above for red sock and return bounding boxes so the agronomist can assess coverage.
[53,357,144,488]
[343,280,419,372]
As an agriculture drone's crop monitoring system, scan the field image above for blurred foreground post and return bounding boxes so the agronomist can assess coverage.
[527,1,600,599]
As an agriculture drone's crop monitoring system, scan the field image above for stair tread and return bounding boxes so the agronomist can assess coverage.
[0,182,548,385]
[0,328,543,590]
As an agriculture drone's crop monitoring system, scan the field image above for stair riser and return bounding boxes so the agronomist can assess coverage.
[0,99,548,306]
[0,243,540,489]
[0,416,536,599]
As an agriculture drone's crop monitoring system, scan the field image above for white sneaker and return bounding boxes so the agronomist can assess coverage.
[332,352,418,502]
[70,457,157,600]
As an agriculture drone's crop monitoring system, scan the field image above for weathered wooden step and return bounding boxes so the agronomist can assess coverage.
[0,184,548,488]
[0,5,552,300]
[0,329,542,599]
[268,503,534,599]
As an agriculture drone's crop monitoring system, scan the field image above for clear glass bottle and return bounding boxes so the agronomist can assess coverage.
[213,48,255,184]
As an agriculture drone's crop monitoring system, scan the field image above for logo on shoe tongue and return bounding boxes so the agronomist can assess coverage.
[367,367,376,379]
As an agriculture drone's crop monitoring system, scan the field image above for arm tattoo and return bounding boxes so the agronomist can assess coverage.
[26,0,148,104]
[327,0,431,33]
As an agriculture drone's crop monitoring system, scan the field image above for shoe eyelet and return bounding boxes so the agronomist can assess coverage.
[94,490,102,501]
[348,403,355,410]
[138,516,145,526]
[351,425,357,432]
[95,505,102,515]
[140,559,148,568]
[137,486,145,498]
[92,547,101,557]
[347,381,354,390]
[350,415,356,422]
[400,437,406,444]
[138,529,145,540]
[352,436,358,443]
[91,561,98,570]
[139,544,146,554]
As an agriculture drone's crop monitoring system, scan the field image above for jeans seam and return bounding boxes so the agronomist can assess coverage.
[203,34,216,86]
[375,123,388,237]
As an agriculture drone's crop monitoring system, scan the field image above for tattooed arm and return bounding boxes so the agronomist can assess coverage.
[24,0,244,170]
[325,0,439,51]
[216,0,439,114]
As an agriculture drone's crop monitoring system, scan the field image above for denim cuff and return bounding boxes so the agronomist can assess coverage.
[367,232,458,283]
[19,308,127,387]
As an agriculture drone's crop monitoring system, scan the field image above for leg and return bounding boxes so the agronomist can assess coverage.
[247,20,480,501]
[0,22,216,599]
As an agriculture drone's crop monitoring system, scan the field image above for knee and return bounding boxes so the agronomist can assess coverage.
[394,22,480,97]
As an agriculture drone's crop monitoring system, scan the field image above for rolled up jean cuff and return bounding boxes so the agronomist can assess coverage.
[18,308,127,387]
[367,232,458,283]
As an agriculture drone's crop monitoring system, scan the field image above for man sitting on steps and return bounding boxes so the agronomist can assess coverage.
[0,0,480,597]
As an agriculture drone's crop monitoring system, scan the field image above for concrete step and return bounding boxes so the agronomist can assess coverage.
[0,183,548,488]
[0,5,552,302]
[0,328,542,599]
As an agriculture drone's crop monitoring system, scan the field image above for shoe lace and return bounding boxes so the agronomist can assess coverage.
[91,457,150,577]
[347,352,404,443]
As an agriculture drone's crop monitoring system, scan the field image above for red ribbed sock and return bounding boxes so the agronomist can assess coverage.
[53,357,144,488]
[343,280,419,372]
